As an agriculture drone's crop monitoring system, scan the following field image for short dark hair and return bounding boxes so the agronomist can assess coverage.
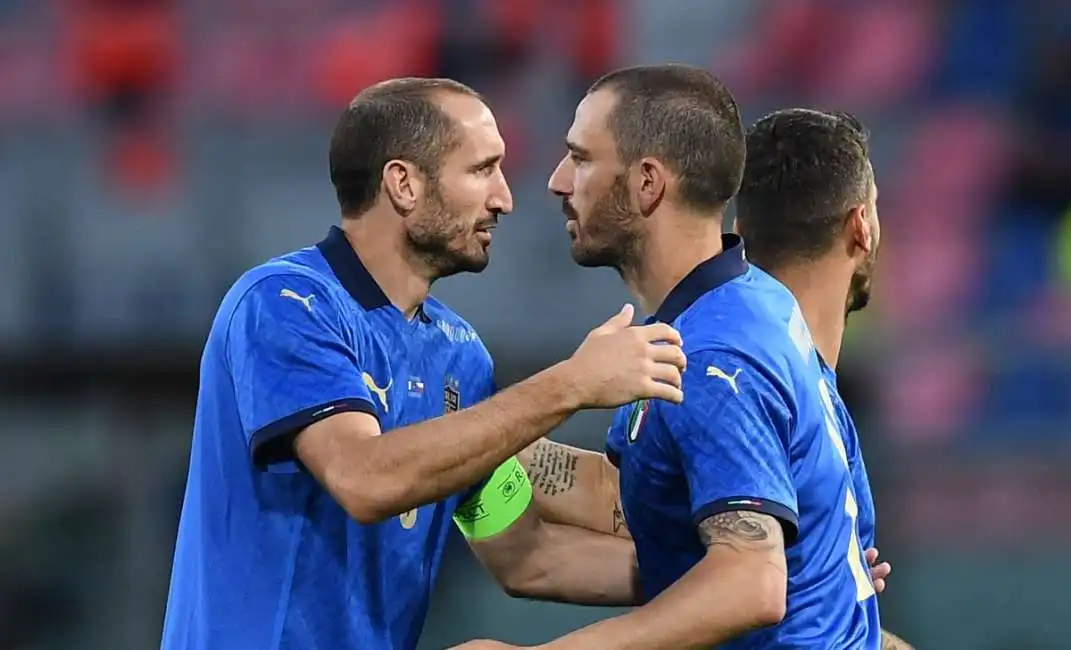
[735,109,872,269]
[329,77,484,216]
[588,64,745,212]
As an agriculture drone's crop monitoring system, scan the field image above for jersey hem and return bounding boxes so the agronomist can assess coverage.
[250,398,378,469]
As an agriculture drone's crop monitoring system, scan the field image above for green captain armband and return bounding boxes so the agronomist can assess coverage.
[453,456,533,540]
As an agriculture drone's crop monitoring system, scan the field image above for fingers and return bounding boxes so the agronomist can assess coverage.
[637,323,683,346]
[648,360,684,389]
[596,304,635,332]
[869,561,891,581]
[648,342,688,371]
[643,378,684,404]
[869,553,891,595]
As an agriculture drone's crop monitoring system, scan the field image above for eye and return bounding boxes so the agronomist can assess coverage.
[568,151,586,165]
[473,159,501,177]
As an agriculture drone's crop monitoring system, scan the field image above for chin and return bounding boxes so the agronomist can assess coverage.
[568,240,600,268]
[457,251,491,274]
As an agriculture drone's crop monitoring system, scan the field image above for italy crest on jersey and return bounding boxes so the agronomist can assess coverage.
[627,399,650,444]
[444,376,461,413]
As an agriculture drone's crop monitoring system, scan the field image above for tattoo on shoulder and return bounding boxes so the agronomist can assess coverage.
[697,510,783,552]
[527,440,579,496]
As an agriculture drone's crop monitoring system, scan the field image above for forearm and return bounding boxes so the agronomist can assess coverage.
[500,521,642,607]
[520,439,630,539]
[882,629,915,650]
[541,511,787,650]
[310,363,581,521]
[542,555,781,650]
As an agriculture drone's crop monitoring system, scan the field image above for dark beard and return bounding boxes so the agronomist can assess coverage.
[406,182,490,280]
[570,173,643,272]
[845,258,874,316]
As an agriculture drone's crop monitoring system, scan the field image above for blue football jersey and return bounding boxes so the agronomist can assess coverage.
[607,235,881,649]
[162,226,495,650]
[820,364,877,552]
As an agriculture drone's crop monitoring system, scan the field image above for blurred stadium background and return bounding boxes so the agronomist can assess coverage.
[1,0,1069,648]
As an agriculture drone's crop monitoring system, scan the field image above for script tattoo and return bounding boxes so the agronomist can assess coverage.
[527,440,579,496]
[612,501,627,535]
[697,511,783,552]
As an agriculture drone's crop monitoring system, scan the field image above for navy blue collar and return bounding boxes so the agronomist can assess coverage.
[316,225,391,310]
[651,234,749,323]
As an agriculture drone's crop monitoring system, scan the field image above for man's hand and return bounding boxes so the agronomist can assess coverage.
[562,304,687,407]
[448,640,524,650]
[866,547,892,594]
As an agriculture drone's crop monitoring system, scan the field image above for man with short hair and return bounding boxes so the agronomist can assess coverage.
[160,77,686,650]
[454,65,887,650]
[736,108,912,650]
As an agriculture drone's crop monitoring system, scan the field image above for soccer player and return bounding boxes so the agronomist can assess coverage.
[454,65,885,650]
[735,108,913,650]
[160,77,687,650]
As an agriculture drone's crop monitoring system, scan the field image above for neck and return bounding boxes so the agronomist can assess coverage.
[339,216,431,318]
[621,211,725,316]
[767,258,851,369]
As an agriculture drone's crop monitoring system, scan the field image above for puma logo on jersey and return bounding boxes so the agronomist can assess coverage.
[362,372,392,412]
[706,366,741,394]
[279,288,315,312]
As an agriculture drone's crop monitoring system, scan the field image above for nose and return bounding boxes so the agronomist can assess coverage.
[547,156,573,197]
[487,168,513,215]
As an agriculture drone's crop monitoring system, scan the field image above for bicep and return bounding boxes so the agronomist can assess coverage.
[293,410,382,486]
[521,439,626,538]
[668,350,799,543]
[465,506,542,576]
[696,510,788,611]
[227,275,376,470]
[697,510,785,557]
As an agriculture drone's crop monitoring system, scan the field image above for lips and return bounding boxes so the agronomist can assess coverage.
[562,199,579,222]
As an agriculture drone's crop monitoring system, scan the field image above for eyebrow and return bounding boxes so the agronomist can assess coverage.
[468,153,503,171]
[566,140,592,158]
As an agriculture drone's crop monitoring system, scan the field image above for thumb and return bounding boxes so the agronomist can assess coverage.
[600,304,635,331]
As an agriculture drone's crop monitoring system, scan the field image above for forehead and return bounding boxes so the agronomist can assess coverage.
[436,92,504,161]
[567,89,619,157]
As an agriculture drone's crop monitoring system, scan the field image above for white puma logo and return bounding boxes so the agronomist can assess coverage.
[706,366,742,394]
[279,288,315,312]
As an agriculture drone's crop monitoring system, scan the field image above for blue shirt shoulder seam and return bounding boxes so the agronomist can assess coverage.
[221,270,346,373]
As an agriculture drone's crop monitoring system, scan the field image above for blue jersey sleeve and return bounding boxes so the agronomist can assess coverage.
[852,455,877,549]
[662,348,800,543]
[226,273,376,471]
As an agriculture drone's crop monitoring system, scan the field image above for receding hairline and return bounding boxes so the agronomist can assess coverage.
[347,77,483,106]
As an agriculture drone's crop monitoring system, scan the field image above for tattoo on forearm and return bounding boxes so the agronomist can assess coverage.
[881,630,914,650]
[527,441,579,496]
[697,511,783,553]
[612,501,627,534]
